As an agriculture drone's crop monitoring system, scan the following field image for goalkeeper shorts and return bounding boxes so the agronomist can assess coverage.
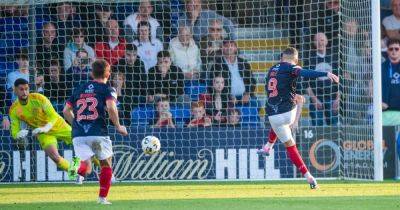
[37,127,72,149]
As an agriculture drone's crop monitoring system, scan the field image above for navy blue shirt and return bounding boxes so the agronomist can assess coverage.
[266,62,301,116]
[67,81,117,138]
[382,61,400,110]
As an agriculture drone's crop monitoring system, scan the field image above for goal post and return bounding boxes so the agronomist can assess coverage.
[371,0,383,181]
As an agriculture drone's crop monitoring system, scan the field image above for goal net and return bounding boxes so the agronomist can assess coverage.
[0,0,378,182]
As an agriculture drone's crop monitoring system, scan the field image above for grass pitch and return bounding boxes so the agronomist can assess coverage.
[0,181,399,210]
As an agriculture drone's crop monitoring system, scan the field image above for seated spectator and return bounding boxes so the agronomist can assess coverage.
[304,32,339,126]
[66,49,92,87]
[86,5,114,44]
[199,73,230,125]
[52,2,82,45]
[147,51,185,103]
[152,97,175,128]
[199,19,224,72]
[133,21,163,72]
[95,19,126,66]
[43,60,68,104]
[187,101,212,127]
[114,44,147,106]
[124,0,162,42]
[169,25,201,80]
[63,28,95,70]
[383,0,400,40]
[211,39,255,105]
[7,52,30,91]
[382,39,400,125]
[178,0,237,42]
[36,22,63,72]
[226,108,241,127]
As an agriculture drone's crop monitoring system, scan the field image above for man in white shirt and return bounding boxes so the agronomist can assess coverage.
[124,0,162,42]
[169,25,202,80]
[383,0,400,39]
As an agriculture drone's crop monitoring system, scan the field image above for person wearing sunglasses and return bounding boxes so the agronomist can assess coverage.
[381,39,400,126]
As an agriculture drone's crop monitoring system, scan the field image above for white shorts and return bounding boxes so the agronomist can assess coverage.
[72,136,113,161]
[268,108,297,143]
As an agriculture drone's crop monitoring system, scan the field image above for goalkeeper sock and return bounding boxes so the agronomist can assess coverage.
[266,129,278,149]
[78,161,89,176]
[57,157,70,172]
[286,144,309,176]
[91,157,101,167]
[99,166,112,198]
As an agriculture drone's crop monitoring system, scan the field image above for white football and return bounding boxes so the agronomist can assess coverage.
[141,136,161,155]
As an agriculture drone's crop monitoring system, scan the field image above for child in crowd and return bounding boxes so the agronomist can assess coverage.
[187,101,212,127]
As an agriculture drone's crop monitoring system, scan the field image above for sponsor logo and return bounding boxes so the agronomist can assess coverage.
[309,139,340,172]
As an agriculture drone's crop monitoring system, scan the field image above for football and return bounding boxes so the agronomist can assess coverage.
[141,136,161,155]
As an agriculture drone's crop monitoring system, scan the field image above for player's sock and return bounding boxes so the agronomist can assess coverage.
[286,144,309,176]
[266,129,278,149]
[78,161,89,176]
[99,166,112,198]
[92,157,101,167]
[56,157,70,172]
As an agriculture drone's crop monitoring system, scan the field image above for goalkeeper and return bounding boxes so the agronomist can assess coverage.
[9,78,79,179]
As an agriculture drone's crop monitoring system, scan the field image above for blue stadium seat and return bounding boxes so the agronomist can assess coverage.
[0,17,29,34]
[131,106,154,126]
[184,81,207,101]
[170,105,191,126]
[237,102,260,127]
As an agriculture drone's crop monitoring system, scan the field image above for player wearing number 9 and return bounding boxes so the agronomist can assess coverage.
[9,78,80,179]
[263,47,339,189]
[63,59,128,205]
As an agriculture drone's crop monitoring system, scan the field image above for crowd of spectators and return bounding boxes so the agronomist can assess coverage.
[0,0,256,129]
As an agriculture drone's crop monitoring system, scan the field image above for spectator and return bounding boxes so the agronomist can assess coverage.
[114,44,147,107]
[211,39,255,105]
[6,52,30,91]
[53,2,82,45]
[86,5,114,44]
[178,0,237,42]
[199,73,230,125]
[95,19,126,66]
[124,0,162,42]
[305,33,339,126]
[66,49,92,87]
[310,0,340,53]
[133,21,163,72]
[187,101,212,127]
[383,0,400,40]
[169,25,202,80]
[382,39,400,125]
[226,108,241,127]
[152,97,175,128]
[147,51,185,103]
[36,22,63,72]
[43,60,68,104]
[199,19,224,73]
[63,28,95,70]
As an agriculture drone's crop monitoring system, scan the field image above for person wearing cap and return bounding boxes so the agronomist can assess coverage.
[210,39,255,105]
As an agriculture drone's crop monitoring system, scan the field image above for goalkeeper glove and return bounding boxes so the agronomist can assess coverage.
[32,123,53,136]
[15,129,29,140]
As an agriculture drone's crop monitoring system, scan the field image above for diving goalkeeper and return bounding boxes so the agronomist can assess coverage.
[9,78,79,179]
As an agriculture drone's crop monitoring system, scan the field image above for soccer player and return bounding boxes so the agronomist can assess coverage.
[63,59,128,205]
[262,47,339,189]
[9,78,79,178]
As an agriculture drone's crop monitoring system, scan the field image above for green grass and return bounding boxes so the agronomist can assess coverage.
[0,181,399,210]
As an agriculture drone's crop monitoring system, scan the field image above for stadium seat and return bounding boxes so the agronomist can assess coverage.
[184,81,207,101]
[131,106,154,126]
